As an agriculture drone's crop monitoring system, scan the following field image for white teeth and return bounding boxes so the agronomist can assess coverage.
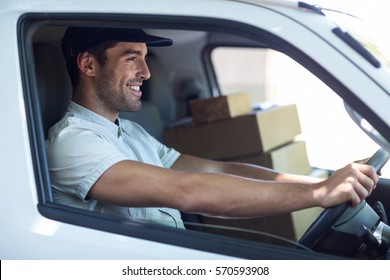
[129,85,140,91]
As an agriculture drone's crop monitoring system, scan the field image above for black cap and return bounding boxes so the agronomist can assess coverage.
[61,27,173,57]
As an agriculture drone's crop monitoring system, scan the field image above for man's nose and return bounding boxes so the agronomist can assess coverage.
[139,60,151,80]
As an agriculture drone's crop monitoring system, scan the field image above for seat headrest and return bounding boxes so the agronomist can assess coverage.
[33,42,72,137]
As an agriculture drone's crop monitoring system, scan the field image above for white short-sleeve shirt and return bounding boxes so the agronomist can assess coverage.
[46,101,184,229]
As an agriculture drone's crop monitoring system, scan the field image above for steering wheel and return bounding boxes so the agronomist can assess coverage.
[298,148,390,249]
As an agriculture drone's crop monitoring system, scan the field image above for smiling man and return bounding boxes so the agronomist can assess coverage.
[46,27,378,229]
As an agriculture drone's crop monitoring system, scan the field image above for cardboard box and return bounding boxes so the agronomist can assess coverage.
[291,168,329,240]
[189,93,252,124]
[231,141,312,175]
[165,104,301,160]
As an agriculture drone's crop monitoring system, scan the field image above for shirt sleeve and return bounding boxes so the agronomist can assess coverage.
[47,127,127,201]
[155,139,181,168]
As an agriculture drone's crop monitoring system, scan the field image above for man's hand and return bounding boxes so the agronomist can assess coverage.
[314,163,379,208]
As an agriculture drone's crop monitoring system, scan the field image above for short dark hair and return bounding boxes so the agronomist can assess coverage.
[64,41,117,90]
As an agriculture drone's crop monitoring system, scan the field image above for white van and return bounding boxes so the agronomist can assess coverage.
[1,0,390,260]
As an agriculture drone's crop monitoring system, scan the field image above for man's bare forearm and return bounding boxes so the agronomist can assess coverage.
[172,154,321,183]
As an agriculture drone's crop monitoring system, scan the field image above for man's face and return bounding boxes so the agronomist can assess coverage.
[94,42,151,113]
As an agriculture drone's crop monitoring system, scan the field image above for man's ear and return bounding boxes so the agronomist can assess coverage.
[77,52,96,76]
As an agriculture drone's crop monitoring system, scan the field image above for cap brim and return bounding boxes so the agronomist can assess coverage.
[108,32,173,47]
[143,34,173,47]
[62,27,173,57]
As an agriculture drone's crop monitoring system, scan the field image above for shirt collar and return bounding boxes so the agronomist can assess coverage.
[67,101,123,138]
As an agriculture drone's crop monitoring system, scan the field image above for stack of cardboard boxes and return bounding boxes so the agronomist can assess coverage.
[165,93,312,176]
[164,93,326,242]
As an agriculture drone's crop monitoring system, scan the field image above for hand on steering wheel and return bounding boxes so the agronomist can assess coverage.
[298,148,390,249]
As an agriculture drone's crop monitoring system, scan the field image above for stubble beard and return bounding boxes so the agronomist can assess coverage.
[95,67,142,114]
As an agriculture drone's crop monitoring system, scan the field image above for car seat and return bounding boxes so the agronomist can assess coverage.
[33,42,72,138]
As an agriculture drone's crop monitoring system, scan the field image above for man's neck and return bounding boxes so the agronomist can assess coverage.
[71,94,119,123]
